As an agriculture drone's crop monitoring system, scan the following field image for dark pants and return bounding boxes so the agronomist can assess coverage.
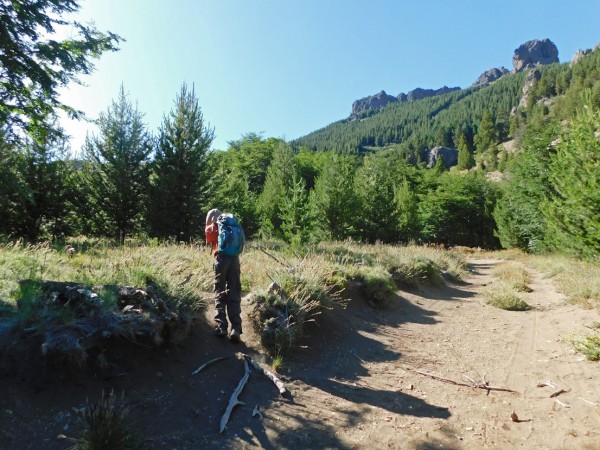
[213,253,242,333]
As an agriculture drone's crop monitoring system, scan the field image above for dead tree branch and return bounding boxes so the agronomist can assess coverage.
[220,359,250,433]
[408,368,517,393]
[191,356,230,376]
[242,353,289,396]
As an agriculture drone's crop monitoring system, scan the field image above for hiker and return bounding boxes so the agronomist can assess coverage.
[205,208,245,342]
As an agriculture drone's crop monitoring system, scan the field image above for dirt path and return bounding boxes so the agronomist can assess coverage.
[1,258,599,449]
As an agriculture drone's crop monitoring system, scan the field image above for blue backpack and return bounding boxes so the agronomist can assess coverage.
[217,213,245,256]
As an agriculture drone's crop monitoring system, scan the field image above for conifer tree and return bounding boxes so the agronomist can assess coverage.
[256,142,298,238]
[82,86,152,244]
[456,130,475,170]
[308,152,359,240]
[148,83,214,241]
[15,127,71,240]
[542,98,600,258]
[0,0,121,143]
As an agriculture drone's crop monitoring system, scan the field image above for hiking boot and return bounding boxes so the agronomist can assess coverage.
[213,327,227,337]
[229,329,241,343]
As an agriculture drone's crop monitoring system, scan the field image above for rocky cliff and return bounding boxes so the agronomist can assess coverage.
[512,38,559,72]
[351,86,460,118]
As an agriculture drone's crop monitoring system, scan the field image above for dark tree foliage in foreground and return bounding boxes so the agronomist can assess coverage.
[0,0,121,142]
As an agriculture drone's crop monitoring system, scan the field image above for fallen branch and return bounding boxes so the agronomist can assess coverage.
[220,359,250,433]
[242,353,289,396]
[409,368,516,393]
[191,355,230,376]
[550,388,567,398]
[252,404,263,419]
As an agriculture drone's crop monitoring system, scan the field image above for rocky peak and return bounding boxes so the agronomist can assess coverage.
[401,86,461,102]
[351,86,461,118]
[571,48,592,66]
[351,90,398,118]
[472,67,509,88]
[512,39,559,72]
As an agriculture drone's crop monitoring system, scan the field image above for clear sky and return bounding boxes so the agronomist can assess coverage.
[58,0,600,153]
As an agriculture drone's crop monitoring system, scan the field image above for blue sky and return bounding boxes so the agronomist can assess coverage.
[58,0,600,152]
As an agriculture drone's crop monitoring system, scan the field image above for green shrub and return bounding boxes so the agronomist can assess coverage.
[484,284,530,311]
[569,333,600,361]
[390,257,443,288]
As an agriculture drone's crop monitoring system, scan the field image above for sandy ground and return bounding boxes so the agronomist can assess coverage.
[1,258,599,449]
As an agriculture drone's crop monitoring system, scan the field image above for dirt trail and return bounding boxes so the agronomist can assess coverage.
[1,258,599,449]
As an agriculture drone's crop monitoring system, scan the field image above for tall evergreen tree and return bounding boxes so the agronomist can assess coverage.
[280,171,311,247]
[354,153,400,243]
[456,129,475,170]
[82,87,152,244]
[14,127,71,240]
[147,83,214,241]
[493,121,557,252]
[308,152,359,240]
[474,110,498,169]
[542,98,600,258]
[0,129,25,236]
[256,142,298,238]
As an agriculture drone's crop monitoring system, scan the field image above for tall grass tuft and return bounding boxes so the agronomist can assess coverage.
[75,390,142,450]
[483,283,530,311]
[491,261,531,292]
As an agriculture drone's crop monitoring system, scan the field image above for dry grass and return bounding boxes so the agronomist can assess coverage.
[491,261,532,292]
[528,254,600,308]
[483,282,531,311]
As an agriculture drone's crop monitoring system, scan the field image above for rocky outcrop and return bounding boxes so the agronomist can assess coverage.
[472,67,509,88]
[512,39,559,72]
[517,68,541,109]
[426,146,458,168]
[401,86,461,102]
[351,90,398,117]
[351,86,461,118]
[571,48,592,66]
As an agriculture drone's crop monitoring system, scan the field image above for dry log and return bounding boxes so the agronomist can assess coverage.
[191,356,230,376]
[242,353,289,396]
[220,359,250,433]
[408,368,516,393]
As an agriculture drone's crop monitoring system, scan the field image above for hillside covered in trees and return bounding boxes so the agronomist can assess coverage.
[0,1,599,259]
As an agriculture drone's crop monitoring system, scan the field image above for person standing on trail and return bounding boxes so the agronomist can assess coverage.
[205,208,245,342]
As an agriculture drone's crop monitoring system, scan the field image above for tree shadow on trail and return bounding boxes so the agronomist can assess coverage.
[245,288,456,449]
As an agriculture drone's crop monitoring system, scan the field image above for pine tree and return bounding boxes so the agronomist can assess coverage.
[256,142,298,238]
[280,171,310,247]
[82,86,152,244]
[542,97,600,258]
[148,83,214,241]
[308,152,359,240]
[456,130,475,170]
[15,128,71,240]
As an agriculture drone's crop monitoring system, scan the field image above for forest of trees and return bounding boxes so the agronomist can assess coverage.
[1,1,599,259]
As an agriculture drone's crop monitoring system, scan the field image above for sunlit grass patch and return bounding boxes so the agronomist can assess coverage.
[529,255,600,308]
[492,261,531,292]
[568,333,600,361]
[483,283,530,311]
